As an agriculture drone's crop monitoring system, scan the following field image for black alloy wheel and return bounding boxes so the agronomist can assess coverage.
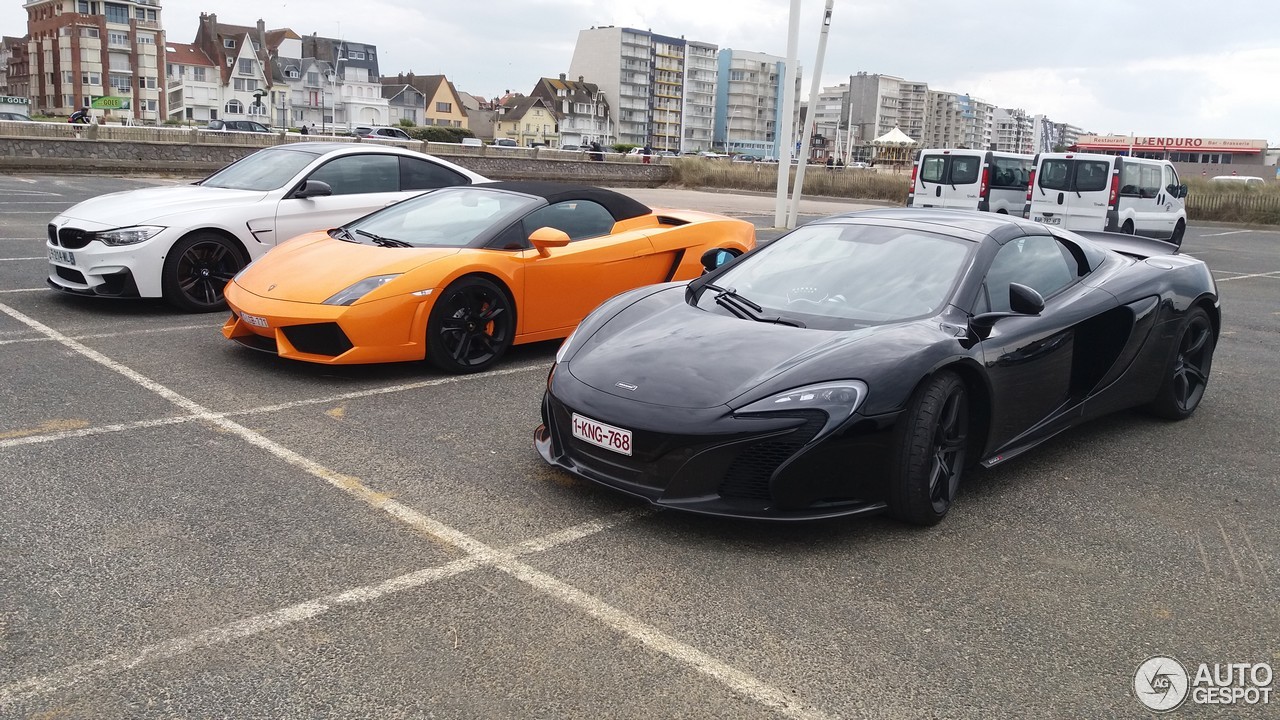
[162,233,245,312]
[888,371,970,526]
[426,276,515,374]
[1147,307,1215,420]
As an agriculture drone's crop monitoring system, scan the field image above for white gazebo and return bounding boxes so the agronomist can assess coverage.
[871,126,918,165]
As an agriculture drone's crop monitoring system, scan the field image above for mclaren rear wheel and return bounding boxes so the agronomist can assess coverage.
[162,232,246,313]
[1146,306,1215,420]
[426,276,515,374]
[888,371,970,526]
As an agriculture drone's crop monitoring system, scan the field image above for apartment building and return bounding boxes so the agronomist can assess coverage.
[495,95,557,147]
[898,80,928,144]
[530,73,611,147]
[925,90,992,149]
[299,34,388,129]
[2,35,29,97]
[1032,114,1083,153]
[381,80,424,126]
[845,72,901,149]
[714,48,796,158]
[163,41,216,123]
[389,74,467,129]
[568,26,717,153]
[24,0,165,121]
[681,41,716,152]
[992,107,1034,154]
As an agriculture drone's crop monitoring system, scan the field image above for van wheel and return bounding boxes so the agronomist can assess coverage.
[1171,220,1186,248]
[1122,220,1135,235]
[996,209,1008,215]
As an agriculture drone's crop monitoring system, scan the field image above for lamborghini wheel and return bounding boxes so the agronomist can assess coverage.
[888,371,969,526]
[426,276,515,374]
[162,232,245,312]
[1146,307,1215,420]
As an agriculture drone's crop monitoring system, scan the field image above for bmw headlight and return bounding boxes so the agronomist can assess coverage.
[323,274,401,306]
[735,380,868,424]
[90,225,166,247]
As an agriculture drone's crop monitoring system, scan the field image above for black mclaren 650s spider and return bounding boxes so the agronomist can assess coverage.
[534,208,1220,524]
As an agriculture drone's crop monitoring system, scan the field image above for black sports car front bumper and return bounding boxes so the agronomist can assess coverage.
[535,365,901,521]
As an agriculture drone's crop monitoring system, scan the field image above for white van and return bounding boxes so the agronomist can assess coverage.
[1024,152,1187,243]
[1211,175,1265,185]
[908,149,1033,214]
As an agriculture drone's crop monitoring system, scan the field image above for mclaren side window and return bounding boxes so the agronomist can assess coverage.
[981,235,1078,312]
[521,200,616,241]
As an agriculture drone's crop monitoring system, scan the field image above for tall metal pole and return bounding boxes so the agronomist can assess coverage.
[787,0,834,230]
[773,0,802,228]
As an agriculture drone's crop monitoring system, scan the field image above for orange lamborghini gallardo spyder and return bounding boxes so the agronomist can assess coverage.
[222,182,756,373]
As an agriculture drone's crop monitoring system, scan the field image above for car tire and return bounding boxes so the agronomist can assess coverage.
[1170,220,1186,247]
[161,232,246,313]
[887,371,970,526]
[426,276,515,374]
[1146,307,1215,420]
[1122,220,1135,235]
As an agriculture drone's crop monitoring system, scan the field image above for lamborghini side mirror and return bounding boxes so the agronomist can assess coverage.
[530,226,571,257]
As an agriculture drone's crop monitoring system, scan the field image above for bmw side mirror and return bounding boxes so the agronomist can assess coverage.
[530,226,571,257]
[294,180,332,199]
[700,247,738,274]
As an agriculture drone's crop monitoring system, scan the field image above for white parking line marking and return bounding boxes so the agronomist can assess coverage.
[0,238,44,241]
[0,211,61,214]
[1199,230,1253,237]
[1216,271,1280,282]
[0,257,43,261]
[0,510,645,712]
[0,201,70,205]
[0,288,44,293]
[0,323,222,347]
[0,302,829,719]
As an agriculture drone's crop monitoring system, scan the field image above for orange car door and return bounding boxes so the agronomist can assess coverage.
[518,200,663,335]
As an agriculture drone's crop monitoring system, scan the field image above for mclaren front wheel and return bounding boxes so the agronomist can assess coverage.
[887,371,970,526]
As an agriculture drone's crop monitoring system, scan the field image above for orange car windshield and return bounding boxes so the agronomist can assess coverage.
[345,188,542,248]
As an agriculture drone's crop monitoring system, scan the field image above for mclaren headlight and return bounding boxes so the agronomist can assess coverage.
[735,380,868,426]
[323,274,401,306]
[555,325,579,364]
[90,225,166,247]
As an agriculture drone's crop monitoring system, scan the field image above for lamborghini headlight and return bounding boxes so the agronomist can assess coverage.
[90,225,166,247]
[323,274,401,306]
[734,380,868,424]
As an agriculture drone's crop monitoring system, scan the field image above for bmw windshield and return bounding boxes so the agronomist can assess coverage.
[342,187,542,248]
[696,221,973,329]
[201,148,321,191]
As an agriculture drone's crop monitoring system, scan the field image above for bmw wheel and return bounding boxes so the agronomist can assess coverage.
[888,371,970,526]
[162,232,246,313]
[1147,307,1215,420]
[426,276,515,374]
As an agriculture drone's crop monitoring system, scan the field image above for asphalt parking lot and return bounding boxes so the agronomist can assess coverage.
[1,175,1276,719]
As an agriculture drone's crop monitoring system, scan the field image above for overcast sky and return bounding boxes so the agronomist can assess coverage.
[5,0,1276,141]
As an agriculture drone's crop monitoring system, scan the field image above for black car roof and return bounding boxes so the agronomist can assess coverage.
[817,207,1049,244]
[478,181,652,221]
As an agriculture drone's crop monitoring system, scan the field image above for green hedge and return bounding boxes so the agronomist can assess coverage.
[407,126,476,143]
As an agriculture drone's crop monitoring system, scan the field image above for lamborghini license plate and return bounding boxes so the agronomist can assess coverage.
[240,312,269,328]
[571,413,632,456]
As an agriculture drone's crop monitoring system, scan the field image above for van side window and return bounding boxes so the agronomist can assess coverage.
[950,156,980,184]
[992,156,1030,188]
[1139,165,1162,198]
[1120,163,1142,196]
[1162,165,1177,194]
[1075,161,1110,192]
[1039,159,1071,191]
[921,156,945,183]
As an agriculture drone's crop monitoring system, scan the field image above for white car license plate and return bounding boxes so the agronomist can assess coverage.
[48,247,75,265]
[1034,216,1061,225]
[240,312,269,328]
[571,413,633,456]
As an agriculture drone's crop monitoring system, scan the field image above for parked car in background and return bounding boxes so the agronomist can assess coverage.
[460,137,484,147]
[1024,152,1187,243]
[909,149,1033,214]
[733,155,762,163]
[0,112,34,121]
[1211,175,1265,185]
[493,138,518,147]
[204,119,272,133]
[354,126,413,141]
[46,143,487,312]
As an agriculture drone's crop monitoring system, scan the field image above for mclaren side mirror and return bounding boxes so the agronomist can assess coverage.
[530,226,571,257]
[970,283,1045,331]
[293,180,332,199]
[700,247,739,274]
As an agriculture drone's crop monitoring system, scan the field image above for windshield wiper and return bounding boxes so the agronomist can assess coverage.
[355,229,413,248]
[332,227,359,243]
[703,283,806,328]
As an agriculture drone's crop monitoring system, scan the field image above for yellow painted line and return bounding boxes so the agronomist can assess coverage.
[0,419,90,440]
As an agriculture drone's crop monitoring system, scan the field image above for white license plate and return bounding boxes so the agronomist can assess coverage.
[240,312,269,328]
[571,413,633,456]
[48,247,75,265]
[1034,216,1061,225]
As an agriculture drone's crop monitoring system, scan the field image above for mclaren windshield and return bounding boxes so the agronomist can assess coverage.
[696,221,973,329]
[343,187,543,248]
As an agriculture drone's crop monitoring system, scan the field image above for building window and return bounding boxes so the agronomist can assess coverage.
[192,67,206,82]
[134,7,155,21]
[223,38,236,49]
[62,94,76,108]
[348,51,365,60]
[137,76,156,89]
[238,59,256,75]
[145,99,157,111]
[306,71,319,86]
[233,78,258,92]
[103,2,128,24]
[109,73,131,91]
[436,101,452,113]
[82,96,92,108]
[62,70,75,84]
[285,66,299,79]
[248,102,266,116]
[225,99,244,114]
[137,33,154,44]
[107,31,129,47]
[80,27,98,38]
[81,71,101,85]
